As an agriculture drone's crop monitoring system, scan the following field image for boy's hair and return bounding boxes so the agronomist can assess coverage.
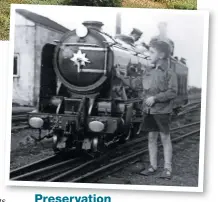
[149,39,171,58]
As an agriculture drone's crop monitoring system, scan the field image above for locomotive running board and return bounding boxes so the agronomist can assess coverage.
[62,42,100,47]
[79,47,107,51]
[78,69,106,73]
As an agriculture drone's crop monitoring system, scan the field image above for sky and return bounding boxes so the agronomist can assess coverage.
[15,5,208,88]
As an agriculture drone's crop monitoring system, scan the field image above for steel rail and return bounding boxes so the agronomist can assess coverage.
[10,135,148,181]
[10,154,75,179]
[11,157,81,181]
[10,120,200,181]
[71,129,200,183]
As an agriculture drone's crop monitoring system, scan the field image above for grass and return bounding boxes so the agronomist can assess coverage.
[0,0,197,40]
[165,0,196,9]
[122,0,196,9]
[122,0,167,8]
[0,0,72,40]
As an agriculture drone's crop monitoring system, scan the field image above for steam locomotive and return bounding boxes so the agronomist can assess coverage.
[28,21,188,155]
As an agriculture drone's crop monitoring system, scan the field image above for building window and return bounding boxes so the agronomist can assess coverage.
[13,54,19,77]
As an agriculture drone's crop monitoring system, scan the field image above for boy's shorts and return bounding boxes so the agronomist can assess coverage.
[142,113,171,134]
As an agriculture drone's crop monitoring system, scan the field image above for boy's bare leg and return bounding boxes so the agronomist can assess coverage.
[160,132,172,172]
[148,131,159,170]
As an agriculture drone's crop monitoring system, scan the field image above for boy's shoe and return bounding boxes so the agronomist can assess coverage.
[157,168,172,179]
[139,165,157,176]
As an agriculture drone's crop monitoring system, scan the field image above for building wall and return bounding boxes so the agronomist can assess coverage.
[33,25,64,106]
[13,13,35,106]
[13,13,65,106]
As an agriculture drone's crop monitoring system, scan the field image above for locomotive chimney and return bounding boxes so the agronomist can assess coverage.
[116,12,121,34]
[158,21,168,39]
[82,21,104,31]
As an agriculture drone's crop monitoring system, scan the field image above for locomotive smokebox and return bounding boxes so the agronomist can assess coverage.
[53,20,112,95]
[82,21,104,31]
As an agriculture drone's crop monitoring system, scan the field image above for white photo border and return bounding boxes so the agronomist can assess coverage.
[4,4,210,193]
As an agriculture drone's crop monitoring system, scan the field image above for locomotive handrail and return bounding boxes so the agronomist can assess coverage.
[113,44,139,55]
[110,42,149,59]
[78,69,106,74]
[100,31,116,41]
[122,98,143,104]
[97,98,143,104]
[62,43,100,47]
[79,47,107,51]
[103,41,119,47]
[103,46,108,75]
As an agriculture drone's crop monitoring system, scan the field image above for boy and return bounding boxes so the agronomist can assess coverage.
[116,38,178,179]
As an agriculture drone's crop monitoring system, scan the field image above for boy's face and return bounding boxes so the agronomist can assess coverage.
[148,47,163,64]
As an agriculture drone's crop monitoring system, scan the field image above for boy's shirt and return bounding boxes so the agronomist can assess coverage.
[128,59,178,114]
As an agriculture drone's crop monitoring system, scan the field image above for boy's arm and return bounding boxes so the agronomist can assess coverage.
[154,71,178,102]
[118,75,141,90]
[116,67,142,89]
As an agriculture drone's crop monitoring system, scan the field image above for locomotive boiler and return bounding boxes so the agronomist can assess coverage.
[28,21,188,155]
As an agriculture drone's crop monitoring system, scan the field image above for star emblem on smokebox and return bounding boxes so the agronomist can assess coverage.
[70,50,91,72]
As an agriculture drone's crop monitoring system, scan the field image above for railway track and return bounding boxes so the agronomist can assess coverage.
[51,122,200,183]
[178,101,201,116]
[72,130,200,183]
[10,154,73,179]
[10,134,148,181]
[10,101,201,132]
[12,114,29,131]
[10,121,200,182]
[11,124,29,132]
[12,114,29,122]
[10,100,201,182]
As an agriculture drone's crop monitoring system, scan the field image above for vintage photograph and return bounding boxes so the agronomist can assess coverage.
[6,4,208,191]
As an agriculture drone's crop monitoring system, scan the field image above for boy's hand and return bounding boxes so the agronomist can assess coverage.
[145,96,155,107]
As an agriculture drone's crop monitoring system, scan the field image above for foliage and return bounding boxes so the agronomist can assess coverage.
[71,0,122,7]
[122,0,196,9]
[0,0,122,40]
[166,0,196,10]
[0,0,70,40]
[153,0,196,9]
[122,0,167,8]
